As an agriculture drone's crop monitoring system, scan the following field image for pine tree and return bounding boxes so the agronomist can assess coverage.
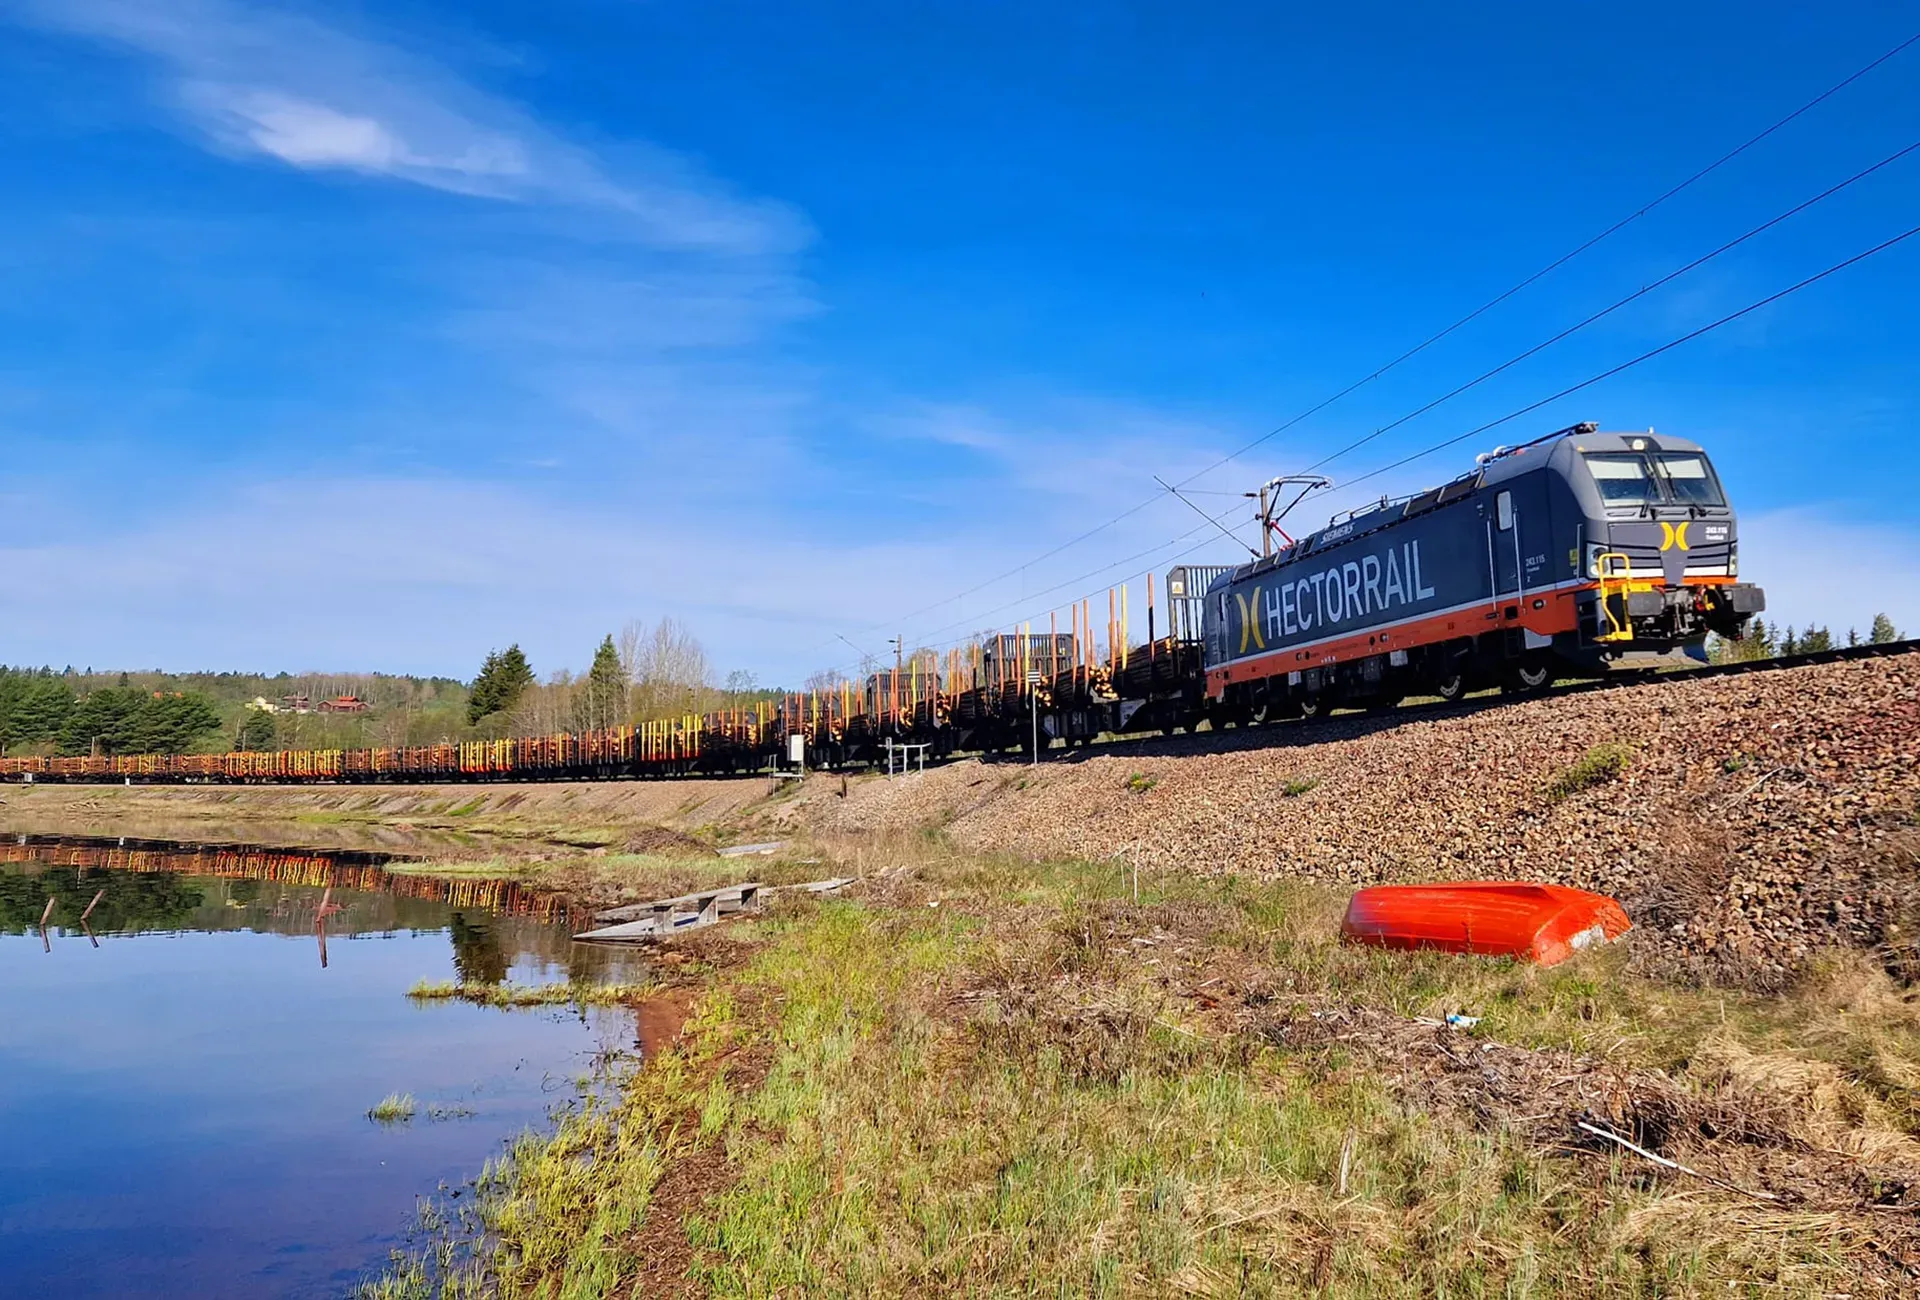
[1870,613,1901,645]
[495,645,534,715]
[1847,627,1860,647]
[1780,625,1799,656]
[467,650,504,724]
[1799,625,1833,653]
[237,709,277,753]
[578,634,628,731]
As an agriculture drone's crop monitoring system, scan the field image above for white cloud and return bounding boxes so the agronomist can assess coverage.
[1736,506,1920,639]
[209,89,523,180]
[0,478,1125,680]
[11,0,805,254]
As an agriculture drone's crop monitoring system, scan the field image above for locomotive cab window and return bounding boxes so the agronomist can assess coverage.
[1653,453,1726,507]
[1495,490,1513,531]
[1583,453,1661,506]
[1584,451,1727,508]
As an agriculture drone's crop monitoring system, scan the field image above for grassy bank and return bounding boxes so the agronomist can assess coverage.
[359,837,1920,1298]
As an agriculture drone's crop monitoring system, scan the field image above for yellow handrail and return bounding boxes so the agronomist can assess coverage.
[1596,551,1633,643]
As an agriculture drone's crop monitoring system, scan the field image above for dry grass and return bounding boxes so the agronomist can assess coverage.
[359,837,1920,1298]
[405,978,657,1008]
[367,1093,417,1124]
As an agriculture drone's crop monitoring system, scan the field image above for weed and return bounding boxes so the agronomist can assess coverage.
[368,1093,417,1124]
[1723,752,1751,774]
[1281,776,1319,797]
[1124,772,1157,794]
[359,842,1918,1298]
[1545,741,1632,802]
[406,979,654,1008]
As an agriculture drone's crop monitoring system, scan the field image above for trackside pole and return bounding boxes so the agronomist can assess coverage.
[1027,669,1042,765]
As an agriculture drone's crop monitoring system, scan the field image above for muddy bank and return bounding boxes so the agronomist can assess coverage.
[0,776,785,857]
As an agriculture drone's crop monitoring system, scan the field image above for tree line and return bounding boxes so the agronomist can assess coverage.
[464,618,778,737]
[0,669,224,756]
[1711,613,1903,664]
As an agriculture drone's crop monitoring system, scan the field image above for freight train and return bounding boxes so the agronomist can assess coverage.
[0,423,1764,785]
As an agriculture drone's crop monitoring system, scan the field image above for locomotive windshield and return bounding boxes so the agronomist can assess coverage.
[1653,453,1726,506]
[1583,451,1726,508]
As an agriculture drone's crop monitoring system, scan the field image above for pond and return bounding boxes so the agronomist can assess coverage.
[0,832,648,1299]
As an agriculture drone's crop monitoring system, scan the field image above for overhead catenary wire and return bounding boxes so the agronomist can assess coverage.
[828,28,1920,645]
[1155,475,1258,557]
[840,217,1920,679]
[1335,220,1920,495]
[1294,135,1920,477]
[884,150,1920,668]
[807,500,1250,681]
[1178,26,1920,486]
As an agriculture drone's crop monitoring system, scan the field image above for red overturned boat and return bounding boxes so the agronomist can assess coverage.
[1341,883,1631,966]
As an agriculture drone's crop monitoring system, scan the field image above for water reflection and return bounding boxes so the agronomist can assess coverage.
[0,831,644,1300]
[0,832,638,984]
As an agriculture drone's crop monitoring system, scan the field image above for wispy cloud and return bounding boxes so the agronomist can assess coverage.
[11,0,806,254]
[0,477,1050,678]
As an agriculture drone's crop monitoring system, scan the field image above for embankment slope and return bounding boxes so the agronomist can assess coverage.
[787,654,1920,980]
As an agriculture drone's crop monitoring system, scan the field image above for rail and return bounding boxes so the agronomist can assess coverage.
[1,638,1913,786]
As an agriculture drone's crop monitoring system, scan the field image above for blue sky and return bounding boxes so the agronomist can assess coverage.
[2,0,1916,683]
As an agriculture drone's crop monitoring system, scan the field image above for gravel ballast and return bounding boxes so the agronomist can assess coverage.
[789,654,1920,981]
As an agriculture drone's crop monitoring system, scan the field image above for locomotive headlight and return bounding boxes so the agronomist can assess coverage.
[1585,543,1605,578]
[1728,541,1738,578]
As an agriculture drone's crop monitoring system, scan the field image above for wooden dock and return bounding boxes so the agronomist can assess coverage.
[573,877,856,944]
[575,883,764,942]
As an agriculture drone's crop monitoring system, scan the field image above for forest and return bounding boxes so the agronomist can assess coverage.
[0,617,778,758]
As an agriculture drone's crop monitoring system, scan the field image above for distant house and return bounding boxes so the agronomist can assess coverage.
[280,694,312,714]
[317,694,368,714]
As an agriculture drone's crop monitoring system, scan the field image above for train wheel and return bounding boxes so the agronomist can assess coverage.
[1504,656,1554,694]
[1297,693,1325,720]
[1433,672,1466,702]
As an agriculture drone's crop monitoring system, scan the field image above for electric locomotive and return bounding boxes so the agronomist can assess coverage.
[1200,422,1766,718]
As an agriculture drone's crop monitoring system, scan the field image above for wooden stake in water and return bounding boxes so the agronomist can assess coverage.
[81,889,106,922]
[39,896,56,927]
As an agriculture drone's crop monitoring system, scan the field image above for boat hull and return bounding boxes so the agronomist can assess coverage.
[1341,882,1631,966]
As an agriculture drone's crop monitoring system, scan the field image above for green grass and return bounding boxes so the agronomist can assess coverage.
[406,978,655,1008]
[1280,775,1319,797]
[360,844,1917,1298]
[1124,772,1157,793]
[1545,741,1632,802]
[367,1093,417,1124]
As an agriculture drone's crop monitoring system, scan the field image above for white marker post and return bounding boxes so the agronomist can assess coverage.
[1026,670,1043,766]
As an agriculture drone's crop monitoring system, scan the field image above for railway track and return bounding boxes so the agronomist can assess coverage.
[4,638,1910,787]
[1069,636,1920,763]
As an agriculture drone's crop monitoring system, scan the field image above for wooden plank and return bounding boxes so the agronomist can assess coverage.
[718,841,785,858]
[576,909,721,942]
[592,883,764,924]
[574,877,854,944]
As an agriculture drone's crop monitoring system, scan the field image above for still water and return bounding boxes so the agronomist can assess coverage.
[0,833,646,1299]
